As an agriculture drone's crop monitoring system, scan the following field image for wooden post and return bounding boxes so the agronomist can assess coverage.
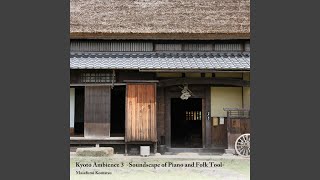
[225,118,241,154]
[124,143,128,156]
[205,86,211,148]
[154,142,157,154]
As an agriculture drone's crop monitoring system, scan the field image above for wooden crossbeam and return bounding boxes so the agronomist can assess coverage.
[158,77,250,87]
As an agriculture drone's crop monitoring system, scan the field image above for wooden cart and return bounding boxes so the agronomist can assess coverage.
[224,108,250,157]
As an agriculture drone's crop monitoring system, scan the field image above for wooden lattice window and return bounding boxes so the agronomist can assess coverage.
[186,111,202,121]
[80,72,113,83]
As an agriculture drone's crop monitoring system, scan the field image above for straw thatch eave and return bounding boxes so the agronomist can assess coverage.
[70,32,250,40]
[70,0,250,40]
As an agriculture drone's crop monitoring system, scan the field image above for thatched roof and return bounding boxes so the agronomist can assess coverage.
[70,0,250,40]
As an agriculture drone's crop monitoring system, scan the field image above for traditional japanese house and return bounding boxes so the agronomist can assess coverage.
[70,0,250,155]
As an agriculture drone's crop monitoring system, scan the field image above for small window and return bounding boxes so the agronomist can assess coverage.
[186,111,202,121]
[80,72,113,83]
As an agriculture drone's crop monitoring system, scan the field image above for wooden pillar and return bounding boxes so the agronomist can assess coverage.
[225,118,241,154]
[164,89,171,148]
[124,143,128,156]
[154,142,157,154]
[205,86,211,148]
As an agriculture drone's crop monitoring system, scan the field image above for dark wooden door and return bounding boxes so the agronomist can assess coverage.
[211,120,228,147]
[126,84,157,142]
[84,86,111,138]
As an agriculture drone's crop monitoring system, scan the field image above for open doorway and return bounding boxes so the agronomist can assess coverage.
[111,86,126,137]
[171,98,202,148]
[71,86,84,137]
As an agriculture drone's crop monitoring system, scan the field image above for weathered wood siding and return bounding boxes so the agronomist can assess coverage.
[126,84,157,142]
[117,71,155,82]
[227,118,250,149]
[84,86,111,138]
[156,87,165,143]
[212,123,227,147]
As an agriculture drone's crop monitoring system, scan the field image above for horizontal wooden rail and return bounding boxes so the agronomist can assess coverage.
[158,77,250,87]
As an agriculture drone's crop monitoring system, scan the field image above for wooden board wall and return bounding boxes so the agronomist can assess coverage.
[84,86,111,138]
[126,84,157,142]
[227,118,250,149]
[212,123,228,147]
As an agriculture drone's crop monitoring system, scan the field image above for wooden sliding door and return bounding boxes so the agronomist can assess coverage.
[84,86,111,138]
[126,84,157,142]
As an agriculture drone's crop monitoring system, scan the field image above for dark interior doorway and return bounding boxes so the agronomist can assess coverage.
[171,98,202,148]
[111,86,126,137]
[74,87,84,136]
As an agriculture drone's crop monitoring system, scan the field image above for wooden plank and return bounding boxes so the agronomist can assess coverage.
[202,98,205,148]
[156,87,165,142]
[240,119,250,134]
[71,32,250,41]
[212,123,228,147]
[71,83,126,86]
[227,133,241,149]
[227,119,243,149]
[123,80,159,83]
[117,71,155,82]
[125,83,157,142]
[70,128,74,136]
[84,86,111,138]
[70,140,125,145]
[70,137,124,141]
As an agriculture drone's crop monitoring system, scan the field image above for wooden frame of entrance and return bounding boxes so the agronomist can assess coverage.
[164,85,211,149]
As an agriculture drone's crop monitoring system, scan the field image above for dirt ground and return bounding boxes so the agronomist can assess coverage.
[70,154,250,180]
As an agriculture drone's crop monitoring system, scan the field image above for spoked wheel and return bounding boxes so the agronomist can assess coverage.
[235,133,250,157]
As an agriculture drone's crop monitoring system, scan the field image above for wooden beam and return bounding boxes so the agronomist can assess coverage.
[70,137,125,141]
[70,32,250,40]
[70,83,125,86]
[123,80,159,83]
[158,77,250,87]
[70,137,125,145]
[205,86,212,148]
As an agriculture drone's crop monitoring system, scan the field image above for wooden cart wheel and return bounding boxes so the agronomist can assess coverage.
[235,133,250,157]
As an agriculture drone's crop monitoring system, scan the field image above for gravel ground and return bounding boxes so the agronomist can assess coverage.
[70,154,250,180]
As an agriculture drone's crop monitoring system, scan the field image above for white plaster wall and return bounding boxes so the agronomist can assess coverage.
[70,88,75,128]
[243,87,250,109]
[211,87,243,117]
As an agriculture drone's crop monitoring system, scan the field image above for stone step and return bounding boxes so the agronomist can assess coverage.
[166,148,225,155]
[76,147,114,156]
